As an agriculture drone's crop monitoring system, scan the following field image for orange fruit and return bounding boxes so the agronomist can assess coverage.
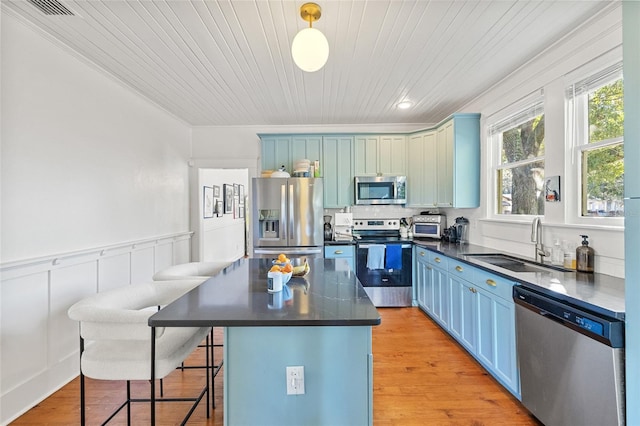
[270,265,281,272]
[282,263,293,273]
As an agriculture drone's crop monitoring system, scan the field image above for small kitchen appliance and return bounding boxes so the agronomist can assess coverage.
[323,215,333,241]
[352,218,412,307]
[333,212,354,241]
[454,216,469,244]
[412,214,445,239]
[354,175,406,205]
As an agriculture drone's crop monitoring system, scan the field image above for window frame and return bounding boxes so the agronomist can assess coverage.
[488,95,545,219]
[565,62,624,226]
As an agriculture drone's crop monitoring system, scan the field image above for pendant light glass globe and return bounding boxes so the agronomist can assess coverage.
[292,27,329,72]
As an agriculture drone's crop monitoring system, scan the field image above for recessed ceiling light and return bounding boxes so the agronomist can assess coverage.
[397,101,413,109]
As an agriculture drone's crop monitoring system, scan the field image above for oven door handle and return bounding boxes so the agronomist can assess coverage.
[358,244,412,249]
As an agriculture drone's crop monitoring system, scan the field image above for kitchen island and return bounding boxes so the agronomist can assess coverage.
[149,258,380,426]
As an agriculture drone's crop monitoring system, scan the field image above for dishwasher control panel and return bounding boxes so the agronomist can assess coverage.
[513,286,624,348]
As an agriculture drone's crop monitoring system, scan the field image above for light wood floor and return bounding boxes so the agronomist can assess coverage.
[11,308,540,425]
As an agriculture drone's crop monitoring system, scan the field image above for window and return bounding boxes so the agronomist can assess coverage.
[567,63,624,217]
[490,100,545,215]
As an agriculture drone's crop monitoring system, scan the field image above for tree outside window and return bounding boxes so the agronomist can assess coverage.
[581,78,624,217]
[494,105,545,215]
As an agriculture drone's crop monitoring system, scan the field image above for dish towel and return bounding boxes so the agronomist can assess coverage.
[385,245,403,270]
[366,245,386,270]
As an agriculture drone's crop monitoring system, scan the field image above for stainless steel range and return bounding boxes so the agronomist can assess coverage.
[353,218,412,307]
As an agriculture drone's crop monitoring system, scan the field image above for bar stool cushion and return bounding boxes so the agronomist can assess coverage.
[152,261,231,281]
[68,280,209,380]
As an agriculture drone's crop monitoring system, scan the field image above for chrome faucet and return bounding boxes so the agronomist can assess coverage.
[531,217,550,263]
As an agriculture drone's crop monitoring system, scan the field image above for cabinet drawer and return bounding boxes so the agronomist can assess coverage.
[415,247,430,261]
[448,260,477,282]
[324,246,355,258]
[473,270,515,301]
[428,252,448,269]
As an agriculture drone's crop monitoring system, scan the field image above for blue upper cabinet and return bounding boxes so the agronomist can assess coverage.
[354,135,407,176]
[378,135,407,175]
[437,114,481,208]
[407,131,437,207]
[259,115,478,208]
[260,135,292,172]
[292,135,322,170]
[354,136,379,176]
[260,135,322,174]
[407,115,480,208]
[323,136,354,208]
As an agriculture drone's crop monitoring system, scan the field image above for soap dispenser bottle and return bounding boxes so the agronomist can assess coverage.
[576,235,594,273]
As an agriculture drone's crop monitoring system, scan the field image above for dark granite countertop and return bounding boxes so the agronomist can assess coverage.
[412,239,625,321]
[149,258,381,327]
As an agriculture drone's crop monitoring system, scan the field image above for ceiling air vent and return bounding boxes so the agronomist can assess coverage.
[27,0,74,16]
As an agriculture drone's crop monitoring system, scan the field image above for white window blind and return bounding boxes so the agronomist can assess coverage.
[565,62,623,98]
[488,99,544,138]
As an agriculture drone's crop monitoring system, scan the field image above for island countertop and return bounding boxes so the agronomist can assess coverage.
[149,258,381,327]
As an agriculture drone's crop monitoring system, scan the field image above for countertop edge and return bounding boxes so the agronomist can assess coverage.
[148,318,382,327]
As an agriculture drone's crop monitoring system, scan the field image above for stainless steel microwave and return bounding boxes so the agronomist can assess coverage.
[354,176,406,205]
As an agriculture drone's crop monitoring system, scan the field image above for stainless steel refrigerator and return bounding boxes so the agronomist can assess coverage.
[252,177,324,260]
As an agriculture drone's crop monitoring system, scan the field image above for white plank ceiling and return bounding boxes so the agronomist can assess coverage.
[3,0,615,126]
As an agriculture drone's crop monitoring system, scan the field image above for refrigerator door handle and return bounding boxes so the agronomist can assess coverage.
[289,184,294,245]
[280,184,287,242]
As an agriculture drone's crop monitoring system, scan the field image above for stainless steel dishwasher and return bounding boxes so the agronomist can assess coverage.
[513,285,625,426]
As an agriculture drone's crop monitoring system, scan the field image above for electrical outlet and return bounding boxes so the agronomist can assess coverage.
[286,366,305,395]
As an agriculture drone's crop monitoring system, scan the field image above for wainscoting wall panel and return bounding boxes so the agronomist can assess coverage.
[0,231,193,425]
[50,262,98,364]
[1,272,50,393]
[98,252,131,292]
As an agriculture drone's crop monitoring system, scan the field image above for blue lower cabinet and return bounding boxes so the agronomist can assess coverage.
[413,247,520,400]
[413,246,433,311]
[449,273,477,353]
[324,245,355,271]
[474,278,520,398]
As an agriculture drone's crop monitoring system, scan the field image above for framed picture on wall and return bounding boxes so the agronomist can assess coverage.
[203,186,214,218]
[224,184,234,214]
[238,184,244,199]
[233,183,239,196]
[213,185,220,198]
[215,200,223,217]
[234,196,240,218]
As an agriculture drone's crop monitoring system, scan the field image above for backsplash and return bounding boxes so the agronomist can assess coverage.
[324,205,428,221]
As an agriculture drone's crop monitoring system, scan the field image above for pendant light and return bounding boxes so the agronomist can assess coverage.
[291,2,329,72]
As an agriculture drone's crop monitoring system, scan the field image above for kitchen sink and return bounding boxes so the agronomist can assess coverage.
[464,253,573,273]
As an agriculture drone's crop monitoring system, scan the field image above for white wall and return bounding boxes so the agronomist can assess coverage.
[1,14,191,262]
[197,168,248,263]
[0,14,192,424]
[448,3,624,277]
